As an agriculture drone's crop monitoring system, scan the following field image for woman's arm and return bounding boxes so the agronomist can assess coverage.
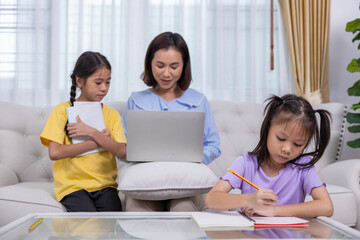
[202,98,221,165]
[205,180,278,210]
[254,185,334,218]
[121,99,133,136]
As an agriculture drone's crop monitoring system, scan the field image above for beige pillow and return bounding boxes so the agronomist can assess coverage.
[117,162,218,200]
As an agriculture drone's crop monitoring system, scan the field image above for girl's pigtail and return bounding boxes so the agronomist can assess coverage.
[70,74,77,106]
[312,109,332,164]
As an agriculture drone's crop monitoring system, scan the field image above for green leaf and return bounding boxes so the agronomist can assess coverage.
[346,19,360,32]
[353,32,360,42]
[348,125,360,133]
[351,103,360,110]
[352,28,360,34]
[347,112,360,123]
[348,80,360,96]
[347,138,360,148]
[347,59,360,73]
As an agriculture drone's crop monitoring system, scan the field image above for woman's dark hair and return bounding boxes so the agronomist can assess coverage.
[141,32,192,90]
[249,94,332,169]
[69,51,111,106]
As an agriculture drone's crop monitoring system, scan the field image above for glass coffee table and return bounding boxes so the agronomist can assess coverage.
[0,212,360,239]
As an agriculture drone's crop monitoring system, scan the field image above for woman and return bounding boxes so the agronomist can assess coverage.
[122,32,221,211]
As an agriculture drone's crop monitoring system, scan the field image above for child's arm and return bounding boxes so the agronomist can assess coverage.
[48,139,99,160]
[87,128,126,159]
[67,116,126,159]
[205,179,278,210]
[254,185,334,218]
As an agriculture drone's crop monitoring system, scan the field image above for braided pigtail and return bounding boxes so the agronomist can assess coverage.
[70,73,77,106]
[65,74,77,134]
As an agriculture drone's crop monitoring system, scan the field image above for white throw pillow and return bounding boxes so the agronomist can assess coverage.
[117,162,218,200]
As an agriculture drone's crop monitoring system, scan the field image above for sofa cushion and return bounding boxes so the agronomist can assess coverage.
[0,102,54,183]
[208,101,263,178]
[0,182,65,227]
[117,162,218,200]
[0,163,19,187]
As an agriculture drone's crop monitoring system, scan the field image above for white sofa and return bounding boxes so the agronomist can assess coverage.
[0,100,359,229]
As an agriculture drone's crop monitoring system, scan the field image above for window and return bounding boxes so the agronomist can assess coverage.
[0,0,288,106]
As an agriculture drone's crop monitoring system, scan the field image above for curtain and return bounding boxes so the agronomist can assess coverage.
[0,0,291,107]
[278,0,331,104]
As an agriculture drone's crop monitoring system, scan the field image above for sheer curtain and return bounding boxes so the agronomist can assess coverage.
[0,0,292,107]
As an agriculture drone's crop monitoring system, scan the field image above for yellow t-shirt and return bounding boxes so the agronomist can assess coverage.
[40,102,126,201]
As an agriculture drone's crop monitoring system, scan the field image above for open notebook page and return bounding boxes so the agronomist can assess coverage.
[191,211,308,229]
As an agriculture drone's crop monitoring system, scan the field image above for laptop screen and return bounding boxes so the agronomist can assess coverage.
[126,110,204,162]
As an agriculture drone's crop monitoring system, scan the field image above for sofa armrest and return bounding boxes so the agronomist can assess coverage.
[0,163,19,187]
[319,159,360,229]
[318,159,360,191]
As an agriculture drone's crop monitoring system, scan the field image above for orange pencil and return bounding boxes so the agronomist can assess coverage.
[228,168,260,190]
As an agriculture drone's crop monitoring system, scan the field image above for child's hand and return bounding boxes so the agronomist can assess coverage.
[243,189,278,217]
[67,115,97,138]
[241,207,255,217]
[250,188,278,207]
[252,206,276,217]
[100,128,111,138]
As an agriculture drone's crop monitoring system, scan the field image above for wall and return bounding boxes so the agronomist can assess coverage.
[329,0,360,160]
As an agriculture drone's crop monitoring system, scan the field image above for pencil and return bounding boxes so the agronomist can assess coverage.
[228,168,260,190]
[28,218,43,232]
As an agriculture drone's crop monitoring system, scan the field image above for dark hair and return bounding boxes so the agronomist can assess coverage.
[69,51,111,106]
[141,32,192,90]
[249,94,332,169]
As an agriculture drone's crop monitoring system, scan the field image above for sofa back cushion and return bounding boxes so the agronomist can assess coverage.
[0,102,54,182]
[208,101,263,177]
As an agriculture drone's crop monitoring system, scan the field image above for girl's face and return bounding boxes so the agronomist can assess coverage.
[151,47,184,92]
[267,121,310,167]
[76,66,111,102]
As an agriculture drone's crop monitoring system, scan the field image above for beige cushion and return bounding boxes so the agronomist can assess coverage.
[0,182,65,226]
[117,162,218,200]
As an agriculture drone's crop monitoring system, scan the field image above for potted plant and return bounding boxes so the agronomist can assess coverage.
[345,18,360,148]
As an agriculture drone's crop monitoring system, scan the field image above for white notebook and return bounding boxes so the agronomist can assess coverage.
[191,211,309,229]
[192,211,254,228]
[66,101,105,156]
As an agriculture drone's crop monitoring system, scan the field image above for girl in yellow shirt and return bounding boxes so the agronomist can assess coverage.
[40,51,126,212]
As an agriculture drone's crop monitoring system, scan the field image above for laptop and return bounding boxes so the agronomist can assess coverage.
[126,110,205,162]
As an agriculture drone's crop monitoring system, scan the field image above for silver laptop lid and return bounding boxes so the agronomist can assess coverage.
[126,110,205,162]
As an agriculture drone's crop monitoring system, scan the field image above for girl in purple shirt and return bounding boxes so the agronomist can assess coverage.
[205,94,334,218]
